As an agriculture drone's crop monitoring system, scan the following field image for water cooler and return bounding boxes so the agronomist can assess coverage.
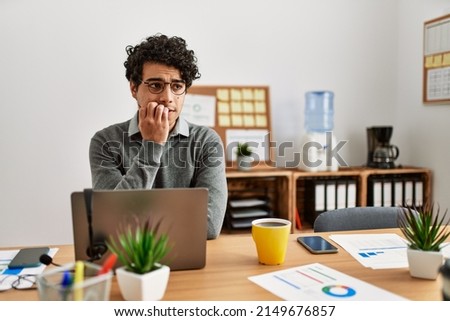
[300,91,338,172]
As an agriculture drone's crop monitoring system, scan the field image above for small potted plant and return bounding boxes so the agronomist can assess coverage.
[398,203,450,280]
[236,142,253,171]
[107,216,171,300]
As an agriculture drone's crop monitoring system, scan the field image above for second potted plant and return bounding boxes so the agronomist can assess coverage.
[236,142,253,171]
[107,216,171,300]
[398,203,450,280]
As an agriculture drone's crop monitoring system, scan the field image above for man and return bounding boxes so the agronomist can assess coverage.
[89,34,227,239]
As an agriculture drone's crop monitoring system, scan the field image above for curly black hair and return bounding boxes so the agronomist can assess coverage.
[124,34,201,89]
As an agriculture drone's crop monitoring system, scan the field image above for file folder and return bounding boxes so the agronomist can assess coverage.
[326,182,336,211]
[414,181,423,206]
[315,182,325,211]
[347,182,357,208]
[404,181,414,206]
[383,181,392,207]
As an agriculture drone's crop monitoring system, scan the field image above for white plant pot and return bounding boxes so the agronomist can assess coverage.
[407,248,444,280]
[116,264,170,301]
[237,155,252,171]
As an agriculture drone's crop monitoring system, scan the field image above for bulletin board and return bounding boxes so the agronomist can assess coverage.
[182,85,273,165]
[423,13,450,104]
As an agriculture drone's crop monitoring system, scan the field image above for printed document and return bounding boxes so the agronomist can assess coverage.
[329,234,408,269]
[249,263,407,301]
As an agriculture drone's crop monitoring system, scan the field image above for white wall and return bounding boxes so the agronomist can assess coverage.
[395,0,450,217]
[0,0,447,247]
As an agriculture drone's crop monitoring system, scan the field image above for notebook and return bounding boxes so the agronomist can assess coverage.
[70,188,208,271]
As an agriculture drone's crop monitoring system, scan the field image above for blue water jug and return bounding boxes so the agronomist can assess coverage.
[304,91,334,132]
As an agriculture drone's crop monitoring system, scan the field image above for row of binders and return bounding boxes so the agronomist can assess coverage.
[303,179,357,224]
[307,179,358,213]
[303,175,426,224]
[368,176,424,207]
[314,181,357,211]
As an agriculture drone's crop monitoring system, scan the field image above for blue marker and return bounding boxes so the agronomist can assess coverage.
[60,270,72,300]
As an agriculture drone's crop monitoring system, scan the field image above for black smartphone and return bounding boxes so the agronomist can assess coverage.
[297,236,338,254]
[8,247,50,269]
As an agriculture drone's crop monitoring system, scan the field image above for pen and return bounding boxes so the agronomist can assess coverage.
[97,253,117,275]
[60,270,72,301]
[73,261,84,301]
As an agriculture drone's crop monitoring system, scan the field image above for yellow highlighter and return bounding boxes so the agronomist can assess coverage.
[73,261,84,301]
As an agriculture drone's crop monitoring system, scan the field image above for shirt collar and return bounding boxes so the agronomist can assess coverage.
[128,112,140,136]
[128,112,190,138]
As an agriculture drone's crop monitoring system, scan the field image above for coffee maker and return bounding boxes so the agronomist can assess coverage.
[366,126,399,168]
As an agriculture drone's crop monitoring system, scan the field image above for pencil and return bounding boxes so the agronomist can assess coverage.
[73,261,84,301]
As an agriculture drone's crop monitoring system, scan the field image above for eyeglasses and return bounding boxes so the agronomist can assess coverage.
[142,80,186,95]
[0,274,37,291]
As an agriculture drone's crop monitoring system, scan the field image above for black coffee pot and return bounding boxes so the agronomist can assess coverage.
[366,126,400,169]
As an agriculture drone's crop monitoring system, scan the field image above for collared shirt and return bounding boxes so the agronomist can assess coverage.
[89,113,227,239]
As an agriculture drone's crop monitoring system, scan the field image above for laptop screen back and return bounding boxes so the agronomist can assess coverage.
[70,188,208,271]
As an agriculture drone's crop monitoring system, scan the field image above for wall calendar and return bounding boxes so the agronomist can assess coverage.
[423,13,450,104]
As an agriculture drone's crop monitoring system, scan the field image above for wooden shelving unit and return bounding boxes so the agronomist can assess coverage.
[223,166,432,234]
[293,166,432,226]
[225,168,293,232]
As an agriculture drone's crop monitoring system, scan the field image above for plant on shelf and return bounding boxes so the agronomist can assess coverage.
[236,142,252,157]
[236,142,253,171]
[397,203,450,279]
[107,216,171,300]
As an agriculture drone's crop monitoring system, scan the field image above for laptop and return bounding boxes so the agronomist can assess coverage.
[70,188,208,271]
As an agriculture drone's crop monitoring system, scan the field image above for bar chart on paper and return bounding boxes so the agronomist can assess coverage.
[329,234,408,269]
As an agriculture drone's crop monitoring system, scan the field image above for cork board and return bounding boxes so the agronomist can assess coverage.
[183,85,273,165]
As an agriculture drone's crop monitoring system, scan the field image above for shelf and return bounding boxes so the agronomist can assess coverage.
[293,166,432,227]
[222,166,432,234]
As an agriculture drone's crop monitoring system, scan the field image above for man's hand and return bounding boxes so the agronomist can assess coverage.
[138,102,169,145]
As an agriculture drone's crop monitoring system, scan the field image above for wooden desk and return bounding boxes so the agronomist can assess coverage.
[1,229,444,301]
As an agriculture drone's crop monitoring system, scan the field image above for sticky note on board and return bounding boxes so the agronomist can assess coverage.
[433,54,442,67]
[231,115,243,126]
[219,115,231,126]
[254,102,266,113]
[231,89,242,100]
[218,102,230,113]
[443,53,450,66]
[242,89,254,100]
[231,102,243,113]
[217,89,229,101]
[243,115,255,127]
[255,115,267,127]
[254,89,265,101]
[243,102,254,113]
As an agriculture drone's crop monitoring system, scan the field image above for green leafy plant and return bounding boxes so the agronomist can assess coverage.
[107,216,170,274]
[398,203,450,252]
[236,142,252,157]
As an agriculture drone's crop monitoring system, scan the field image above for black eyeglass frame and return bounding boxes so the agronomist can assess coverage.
[141,80,187,95]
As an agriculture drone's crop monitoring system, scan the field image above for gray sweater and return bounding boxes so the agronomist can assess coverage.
[89,113,227,239]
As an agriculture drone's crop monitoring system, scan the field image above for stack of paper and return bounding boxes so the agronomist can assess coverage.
[329,234,408,269]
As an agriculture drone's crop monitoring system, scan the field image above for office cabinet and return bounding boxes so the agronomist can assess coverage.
[223,166,431,233]
[224,169,293,232]
[294,166,432,226]
[293,168,362,225]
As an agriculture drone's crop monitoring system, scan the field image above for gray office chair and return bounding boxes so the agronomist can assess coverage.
[313,206,403,232]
